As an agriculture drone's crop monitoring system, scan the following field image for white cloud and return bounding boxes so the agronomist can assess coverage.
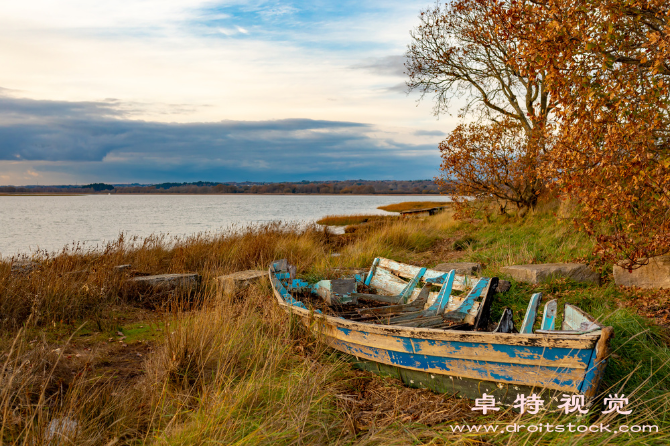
[217,27,236,35]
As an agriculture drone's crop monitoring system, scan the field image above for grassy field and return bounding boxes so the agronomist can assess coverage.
[1,202,669,444]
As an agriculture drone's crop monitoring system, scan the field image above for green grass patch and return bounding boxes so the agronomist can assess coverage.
[115,320,164,343]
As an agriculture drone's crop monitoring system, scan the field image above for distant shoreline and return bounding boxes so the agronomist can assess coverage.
[0,192,448,197]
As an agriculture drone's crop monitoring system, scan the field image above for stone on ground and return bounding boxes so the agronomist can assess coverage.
[434,262,482,275]
[114,264,132,272]
[128,273,201,289]
[496,280,512,294]
[502,263,600,285]
[613,255,670,289]
[216,270,266,293]
[11,260,40,273]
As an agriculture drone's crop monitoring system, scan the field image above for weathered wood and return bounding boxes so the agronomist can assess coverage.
[357,301,424,316]
[10,260,39,274]
[398,268,426,304]
[350,293,399,304]
[364,257,380,286]
[520,292,542,334]
[582,326,614,397]
[315,320,591,368]
[473,277,498,331]
[314,278,357,304]
[541,299,557,331]
[494,308,516,333]
[535,330,597,335]
[431,322,471,330]
[353,358,575,407]
[369,267,417,297]
[399,206,446,217]
[327,337,587,392]
[388,311,424,324]
[396,315,444,327]
[425,270,455,315]
[444,277,489,324]
[389,271,488,327]
[272,285,600,350]
[562,304,600,332]
[357,286,430,316]
[377,258,469,291]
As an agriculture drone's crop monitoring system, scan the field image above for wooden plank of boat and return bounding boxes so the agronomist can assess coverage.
[472,277,498,331]
[356,301,424,316]
[400,316,447,328]
[563,303,601,332]
[425,269,456,314]
[351,292,401,304]
[312,319,595,369]
[376,257,471,291]
[494,308,516,333]
[357,286,430,316]
[541,299,558,330]
[323,335,588,392]
[442,277,490,324]
[352,358,573,406]
[520,293,542,334]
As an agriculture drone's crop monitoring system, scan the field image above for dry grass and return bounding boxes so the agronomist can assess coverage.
[316,215,393,226]
[0,217,473,444]
[2,208,670,444]
[377,201,450,213]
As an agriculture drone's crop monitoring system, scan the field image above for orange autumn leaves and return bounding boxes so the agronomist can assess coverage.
[409,0,669,266]
[506,0,670,267]
[436,119,546,216]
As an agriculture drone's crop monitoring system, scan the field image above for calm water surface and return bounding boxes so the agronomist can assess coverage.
[0,194,451,257]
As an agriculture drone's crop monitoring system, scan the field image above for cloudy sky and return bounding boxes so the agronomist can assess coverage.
[0,0,459,185]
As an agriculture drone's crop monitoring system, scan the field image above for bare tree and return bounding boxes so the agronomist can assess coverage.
[406,0,553,211]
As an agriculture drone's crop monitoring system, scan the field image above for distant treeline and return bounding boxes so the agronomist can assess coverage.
[0,180,449,195]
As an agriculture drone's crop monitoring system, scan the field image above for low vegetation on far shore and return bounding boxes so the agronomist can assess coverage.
[1,200,669,444]
[377,201,450,213]
[0,179,443,196]
[316,214,394,226]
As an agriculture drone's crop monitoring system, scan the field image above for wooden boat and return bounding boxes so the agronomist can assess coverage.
[269,258,613,404]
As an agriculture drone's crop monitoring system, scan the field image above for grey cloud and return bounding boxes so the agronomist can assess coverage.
[0,95,441,183]
[352,55,407,77]
[386,82,411,94]
[414,130,446,137]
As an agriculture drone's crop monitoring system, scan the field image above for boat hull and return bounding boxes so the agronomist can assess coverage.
[269,263,612,402]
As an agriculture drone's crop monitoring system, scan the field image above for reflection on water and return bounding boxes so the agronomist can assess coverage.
[1,194,451,256]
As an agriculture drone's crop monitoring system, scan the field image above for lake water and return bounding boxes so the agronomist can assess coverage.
[0,194,451,257]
